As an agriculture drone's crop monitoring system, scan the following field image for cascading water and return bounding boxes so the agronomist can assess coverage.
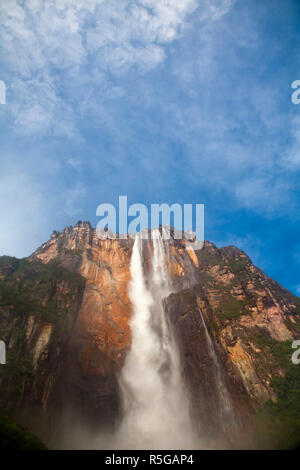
[116,229,196,449]
[198,308,236,439]
[179,251,237,442]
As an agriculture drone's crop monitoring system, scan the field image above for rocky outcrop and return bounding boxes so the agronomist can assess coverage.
[0,255,85,440]
[0,222,299,447]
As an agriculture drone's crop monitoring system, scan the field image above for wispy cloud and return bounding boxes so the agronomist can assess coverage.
[283,115,300,169]
[0,172,48,257]
[63,183,87,217]
[235,177,293,216]
[1,0,206,135]
[0,0,300,298]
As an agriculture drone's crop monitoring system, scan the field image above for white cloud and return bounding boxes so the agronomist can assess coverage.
[66,158,81,168]
[235,177,293,215]
[283,115,300,169]
[0,0,203,135]
[0,151,90,257]
[63,183,86,217]
[198,0,234,21]
[0,173,49,258]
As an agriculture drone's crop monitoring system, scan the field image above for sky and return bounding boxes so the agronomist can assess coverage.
[0,0,299,295]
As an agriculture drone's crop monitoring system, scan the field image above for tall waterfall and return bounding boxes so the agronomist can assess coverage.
[198,308,236,439]
[182,252,236,442]
[117,230,196,449]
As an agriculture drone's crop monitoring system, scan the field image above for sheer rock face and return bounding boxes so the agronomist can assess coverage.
[32,223,133,373]
[0,222,299,445]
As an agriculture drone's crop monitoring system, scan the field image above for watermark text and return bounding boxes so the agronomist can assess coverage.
[96,196,204,251]
[291,80,300,104]
[0,340,6,365]
[0,80,6,105]
[292,340,300,365]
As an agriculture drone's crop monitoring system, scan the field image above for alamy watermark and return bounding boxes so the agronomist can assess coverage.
[0,80,6,105]
[0,340,6,365]
[291,80,300,104]
[96,196,204,251]
[291,340,300,365]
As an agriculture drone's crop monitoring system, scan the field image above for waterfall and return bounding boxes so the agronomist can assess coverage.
[179,250,236,441]
[198,308,236,439]
[116,229,196,449]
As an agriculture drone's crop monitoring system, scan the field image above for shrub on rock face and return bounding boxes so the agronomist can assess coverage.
[0,413,47,450]
[255,363,300,449]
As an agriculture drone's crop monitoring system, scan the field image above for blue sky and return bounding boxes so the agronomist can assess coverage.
[0,0,299,295]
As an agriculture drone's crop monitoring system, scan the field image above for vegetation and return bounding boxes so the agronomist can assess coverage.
[215,296,252,322]
[248,330,300,448]
[255,362,300,449]
[196,250,221,268]
[179,289,196,304]
[227,257,248,274]
[293,316,300,334]
[0,256,84,396]
[0,412,47,450]
[197,272,215,288]
[293,297,300,315]
[250,333,291,369]
[0,256,84,324]
[62,248,83,256]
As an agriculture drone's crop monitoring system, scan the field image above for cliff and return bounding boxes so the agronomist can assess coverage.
[0,221,299,448]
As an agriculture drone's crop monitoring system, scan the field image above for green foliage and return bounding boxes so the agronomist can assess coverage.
[293,317,300,334]
[227,257,248,274]
[255,363,300,449]
[196,250,221,268]
[0,256,84,397]
[0,256,18,268]
[215,297,250,320]
[0,412,47,450]
[208,318,219,332]
[197,273,215,288]
[250,333,291,369]
[0,280,60,323]
[62,248,83,256]
[0,257,84,324]
[179,289,196,304]
[293,298,300,315]
[0,323,33,394]
[250,331,300,448]
[272,364,300,415]
[0,282,33,317]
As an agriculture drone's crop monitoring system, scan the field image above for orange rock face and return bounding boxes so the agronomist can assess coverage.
[74,242,132,375]
[24,222,300,443]
[34,223,133,376]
